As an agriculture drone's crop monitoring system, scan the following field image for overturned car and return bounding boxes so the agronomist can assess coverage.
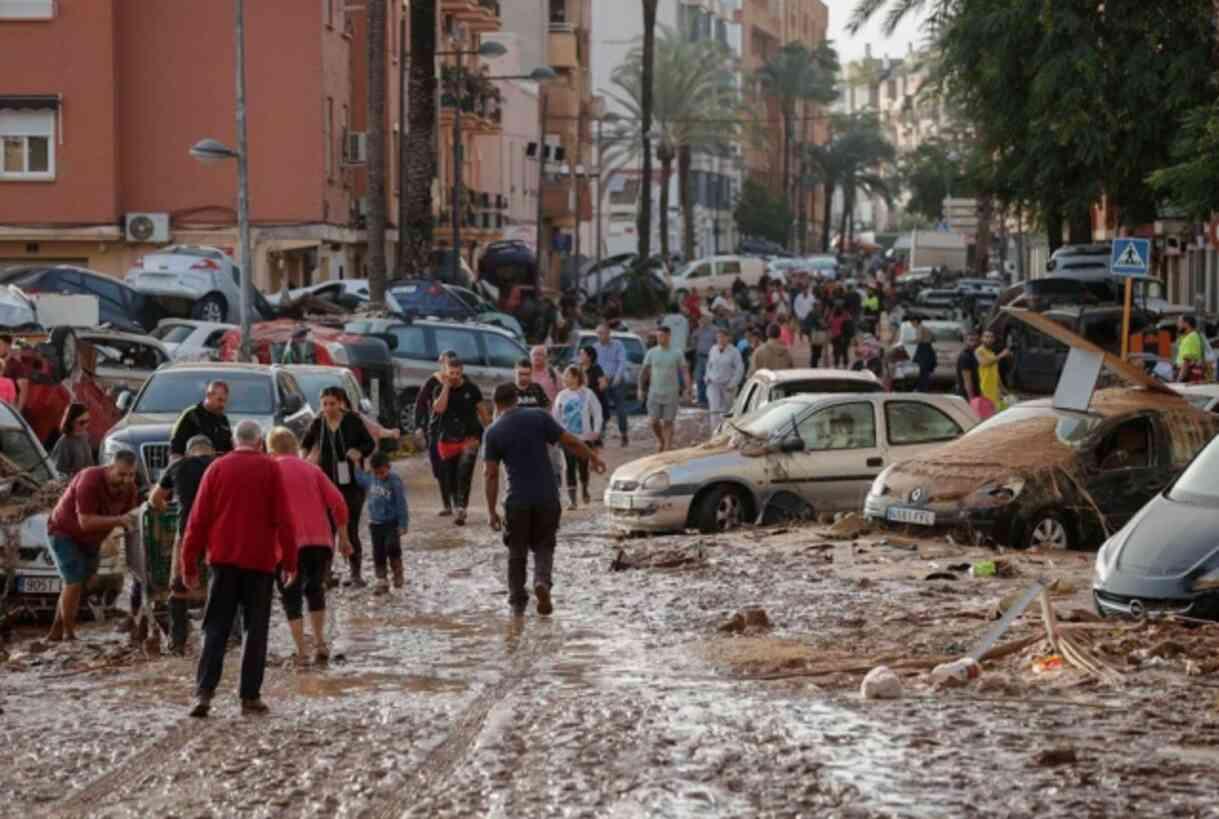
[865,389,1219,550]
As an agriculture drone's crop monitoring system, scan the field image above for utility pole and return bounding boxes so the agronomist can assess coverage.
[574,105,583,270]
[534,90,548,291]
[397,11,407,273]
[595,116,603,286]
[451,43,464,282]
[234,0,252,362]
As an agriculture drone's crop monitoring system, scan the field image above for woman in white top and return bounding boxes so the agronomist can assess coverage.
[552,366,603,509]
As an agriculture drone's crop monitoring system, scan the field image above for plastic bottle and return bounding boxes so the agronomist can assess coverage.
[930,657,981,685]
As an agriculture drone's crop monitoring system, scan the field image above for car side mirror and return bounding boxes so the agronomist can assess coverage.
[281,394,304,416]
[780,437,805,454]
[116,390,134,413]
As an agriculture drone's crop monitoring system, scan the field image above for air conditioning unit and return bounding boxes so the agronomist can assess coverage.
[344,131,368,164]
[125,212,170,244]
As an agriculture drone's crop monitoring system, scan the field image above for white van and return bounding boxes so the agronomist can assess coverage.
[669,255,768,297]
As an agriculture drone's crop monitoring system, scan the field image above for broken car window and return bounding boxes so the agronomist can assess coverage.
[885,401,963,446]
[798,402,877,451]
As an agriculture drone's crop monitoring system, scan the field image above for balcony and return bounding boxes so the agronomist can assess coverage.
[470,0,502,33]
[545,83,580,120]
[542,178,592,225]
[548,29,579,68]
[548,0,588,30]
[441,0,484,26]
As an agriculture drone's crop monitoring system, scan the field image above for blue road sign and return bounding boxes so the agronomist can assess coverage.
[1110,237,1151,275]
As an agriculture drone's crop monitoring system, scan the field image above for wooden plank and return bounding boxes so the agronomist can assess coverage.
[1004,308,1178,396]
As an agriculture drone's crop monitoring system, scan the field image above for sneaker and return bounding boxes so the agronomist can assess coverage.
[582,488,591,505]
[189,693,212,719]
[374,578,389,595]
[349,575,367,589]
[535,584,553,616]
[510,604,527,618]
[455,509,466,526]
[621,434,629,447]
[241,698,270,716]
[438,508,453,518]
[568,499,578,512]
[391,560,405,589]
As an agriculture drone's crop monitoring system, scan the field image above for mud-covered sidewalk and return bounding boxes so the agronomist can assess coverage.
[2,413,1219,818]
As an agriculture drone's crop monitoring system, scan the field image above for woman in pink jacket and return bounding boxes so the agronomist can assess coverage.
[268,426,351,665]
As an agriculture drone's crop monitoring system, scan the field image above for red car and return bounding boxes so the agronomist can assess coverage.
[12,329,123,450]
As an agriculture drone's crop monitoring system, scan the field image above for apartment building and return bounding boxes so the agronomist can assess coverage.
[740,0,831,251]
[591,0,744,262]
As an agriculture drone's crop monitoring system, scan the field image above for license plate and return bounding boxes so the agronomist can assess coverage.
[606,492,635,510]
[18,576,61,594]
[886,507,935,526]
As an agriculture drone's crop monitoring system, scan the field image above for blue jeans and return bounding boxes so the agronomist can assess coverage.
[603,381,628,437]
[695,354,709,406]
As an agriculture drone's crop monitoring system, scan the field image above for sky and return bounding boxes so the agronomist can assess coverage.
[824,0,930,63]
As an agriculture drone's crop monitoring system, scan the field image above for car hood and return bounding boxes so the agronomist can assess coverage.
[612,442,743,486]
[1107,495,1219,578]
[107,411,270,442]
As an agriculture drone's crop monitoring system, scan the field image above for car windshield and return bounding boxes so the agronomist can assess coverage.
[1169,435,1219,504]
[733,400,807,440]
[135,371,274,415]
[151,325,196,343]
[967,405,1103,445]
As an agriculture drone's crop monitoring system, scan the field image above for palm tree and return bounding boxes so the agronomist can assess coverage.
[754,41,839,249]
[398,0,438,278]
[638,0,659,264]
[602,28,740,262]
[366,0,388,303]
[809,113,895,251]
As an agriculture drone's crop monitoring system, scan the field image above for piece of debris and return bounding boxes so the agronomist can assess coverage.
[719,607,772,634]
[930,657,980,687]
[976,672,1022,696]
[1033,747,1078,768]
[860,665,903,700]
[971,560,997,578]
[1032,655,1064,674]
[924,572,958,582]
[827,512,870,540]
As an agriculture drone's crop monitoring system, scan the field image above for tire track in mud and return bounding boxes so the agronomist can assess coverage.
[37,718,220,818]
[371,624,556,819]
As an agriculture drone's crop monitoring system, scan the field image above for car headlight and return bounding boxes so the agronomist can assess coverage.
[869,466,893,498]
[641,472,671,493]
[100,438,135,465]
[1194,566,1219,591]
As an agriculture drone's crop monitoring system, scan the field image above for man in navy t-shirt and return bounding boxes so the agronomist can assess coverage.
[483,383,605,616]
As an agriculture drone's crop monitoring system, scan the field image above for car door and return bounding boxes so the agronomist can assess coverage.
[713,259,743,292]
[387,323,432,390]
[1084,415,1171,535]
[484,331,527,379]
[880,399,967,469]
[781,400,883,514]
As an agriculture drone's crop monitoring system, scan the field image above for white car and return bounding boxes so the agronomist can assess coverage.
[150,319,236,362]
[126,245,249,324]
[265,278,404,313]
[670,255,769,298]
[1170,383,1219,413]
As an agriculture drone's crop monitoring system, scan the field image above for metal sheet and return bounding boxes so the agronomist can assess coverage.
[1053,346,1105,412]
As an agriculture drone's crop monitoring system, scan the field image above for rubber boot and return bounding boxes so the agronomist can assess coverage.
[390,559,405,589]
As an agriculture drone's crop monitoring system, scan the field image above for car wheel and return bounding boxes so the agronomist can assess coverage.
[397,390,418,435]
[1025,511,1072,550]
[49,326,78,380]
[193,293,228,323]
[695,484,748,534]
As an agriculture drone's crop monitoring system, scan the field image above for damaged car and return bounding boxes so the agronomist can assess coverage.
[865,389,1219,550]
[606,393,977,534]
[1093,429,1219,620]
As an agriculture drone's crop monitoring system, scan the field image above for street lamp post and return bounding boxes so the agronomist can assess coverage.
[188,0,253,361]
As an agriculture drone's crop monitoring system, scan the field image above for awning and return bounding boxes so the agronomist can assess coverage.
[0,94,60,111]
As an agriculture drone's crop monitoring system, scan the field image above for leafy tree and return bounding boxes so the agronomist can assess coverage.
[805,113,896,250]
[1149,100,1219,219]
[754,42,840,249]
[604,27,740,262]
[734,178,792,247]
[899,140,973,224]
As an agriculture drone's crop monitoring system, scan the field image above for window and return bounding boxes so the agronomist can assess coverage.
[0,0,54,20]
[484,333,525,370]
[390,325,429,361]
[151,324,194,344]
[798,402,877,451]
[0,110,54,179]
[1095,418,1152,472]
[325,97,334,179]
[719,260,742,276]
[81,273,124,306]
[885,401,963,446]
[686,263,711,279]
[434,328,481,365]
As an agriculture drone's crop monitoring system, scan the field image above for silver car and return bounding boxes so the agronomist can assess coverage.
[606,392,978,533]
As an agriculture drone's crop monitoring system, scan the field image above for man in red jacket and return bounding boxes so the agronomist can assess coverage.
[182,419,298,718]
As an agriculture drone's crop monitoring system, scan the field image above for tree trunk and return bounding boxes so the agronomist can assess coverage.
[1044,199,1064,254]
[638,0,658,263]
[973,195,993,275]
[795,153,808,254]
[399,0,438,279]
[658,150,673,263]
[1068,204,1093,244]
[821,179,834,253]
[782,110,794,250]
[678,144,694,262]
[365,0,388,301]
[839,183,852,252]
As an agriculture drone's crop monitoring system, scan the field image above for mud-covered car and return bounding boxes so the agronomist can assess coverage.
[0,402,124,615]
[607,392,977,534]
[865,389,1219,550]
[729,368,882,422]
[1093,430,1219,620]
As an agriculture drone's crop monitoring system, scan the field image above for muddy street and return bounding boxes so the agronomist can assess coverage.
[2,415,1219,818]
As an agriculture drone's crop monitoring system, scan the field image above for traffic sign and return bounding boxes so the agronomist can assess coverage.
[1110,237,1151,275]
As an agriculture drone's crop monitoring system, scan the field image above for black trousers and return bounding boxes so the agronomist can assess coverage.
[340,483,366,577]
[277,546,330,621]
[439,448,478,510]
[502,502,561,607]
[369,522,402,574]
[831,337,850,368]
[427,438,451,509]
[196,565,274,701]
[563,450,590,491]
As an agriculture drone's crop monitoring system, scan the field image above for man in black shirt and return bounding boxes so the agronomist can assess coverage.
[170,381,233,458]
[430,357,484,526]
[150,434,218,654]
[513,357,550,410]
[956,329,981,402]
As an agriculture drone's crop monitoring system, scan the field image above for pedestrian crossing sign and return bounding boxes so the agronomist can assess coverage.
[1110,237,1151,275]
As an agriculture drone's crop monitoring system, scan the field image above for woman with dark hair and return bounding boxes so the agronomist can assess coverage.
[49,402,93,477]
[578,346,608,447]
[302,386,377,586]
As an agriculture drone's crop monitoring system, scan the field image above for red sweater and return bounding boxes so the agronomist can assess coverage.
[273,454,348,550]
[181,449,298,578]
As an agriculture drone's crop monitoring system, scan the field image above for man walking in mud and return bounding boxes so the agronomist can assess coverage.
[640,325,691,453]
[182,420,297,717]
[484,383,605,616]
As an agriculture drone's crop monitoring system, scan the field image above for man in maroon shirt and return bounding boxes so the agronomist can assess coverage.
[46,453,140,642]
[182,419,298,718]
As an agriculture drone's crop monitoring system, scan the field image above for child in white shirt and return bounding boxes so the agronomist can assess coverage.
[552,366,603,509]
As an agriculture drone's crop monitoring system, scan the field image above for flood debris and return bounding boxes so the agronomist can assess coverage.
[826,513,871,540]
[860,666,902,699]
[719,607,772,635]
[1033,747,1079,768]
[609,544,707,572]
